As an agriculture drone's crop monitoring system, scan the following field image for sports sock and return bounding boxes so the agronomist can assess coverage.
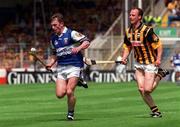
[150,106,160,113]
[68,110,74,114]
[156,74,162,80]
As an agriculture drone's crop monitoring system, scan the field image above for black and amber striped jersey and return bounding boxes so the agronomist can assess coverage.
[123,23,162,64]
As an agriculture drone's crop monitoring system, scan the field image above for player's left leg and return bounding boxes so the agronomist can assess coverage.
[77,77,88,88]
[152,68,169,91]
[135,69,161,117]
[77,69,88,88]
[144,71,162,118]
[66,77,78,120]
[156,68,169,80]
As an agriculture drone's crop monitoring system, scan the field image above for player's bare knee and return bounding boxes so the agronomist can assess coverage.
[66,89,74,97]
[56,92,66,99]
[144,89,152,94]
[138,87,144,94]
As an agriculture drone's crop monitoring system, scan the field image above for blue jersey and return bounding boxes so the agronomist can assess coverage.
[171,53,180,67]
[50,27,89,67]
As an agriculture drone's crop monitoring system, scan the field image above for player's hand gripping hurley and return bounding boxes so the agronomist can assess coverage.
[29,48,53,72]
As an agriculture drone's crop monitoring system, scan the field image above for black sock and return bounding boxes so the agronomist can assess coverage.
[150,106,160,113]
[68,110,74,114]
[156,74,162,80]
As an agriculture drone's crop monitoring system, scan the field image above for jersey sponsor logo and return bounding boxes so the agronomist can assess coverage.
[64,38,68,44]
[131,41,143,47]
[56,45,74,57]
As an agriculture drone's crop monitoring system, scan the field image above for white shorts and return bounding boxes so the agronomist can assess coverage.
[134,62,158,73]
[57,65,81,80]
[174,66,180,72]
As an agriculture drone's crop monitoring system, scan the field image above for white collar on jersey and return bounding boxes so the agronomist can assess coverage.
[58,27,68,37]
[62,27,68,33]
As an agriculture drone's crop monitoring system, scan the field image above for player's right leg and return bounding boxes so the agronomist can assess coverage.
[56,79,67,98]
[56,66,68,98]
[135,69,145,96]
[135,69,156,108]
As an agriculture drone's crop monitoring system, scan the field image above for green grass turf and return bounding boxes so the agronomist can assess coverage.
[0,82,180,127]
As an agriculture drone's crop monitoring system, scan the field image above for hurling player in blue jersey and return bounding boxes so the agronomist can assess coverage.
[46,13,90,120]
[170,50,180,83]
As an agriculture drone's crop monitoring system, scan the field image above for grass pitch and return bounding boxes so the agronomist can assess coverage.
[0,82,179,127]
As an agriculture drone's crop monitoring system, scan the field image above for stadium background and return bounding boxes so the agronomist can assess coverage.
[0,1,180,127]
[0,0,179,84]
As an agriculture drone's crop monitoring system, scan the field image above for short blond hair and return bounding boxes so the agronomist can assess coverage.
[51,13,64,23]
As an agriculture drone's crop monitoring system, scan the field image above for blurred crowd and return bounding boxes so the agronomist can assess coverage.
[166,0,180,27]
[143,0,180,27]
[0,0,179,69]
[0,0,122,69]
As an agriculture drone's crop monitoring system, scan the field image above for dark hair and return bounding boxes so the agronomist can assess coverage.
[51,13,64,23]
[131,7,144,18]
